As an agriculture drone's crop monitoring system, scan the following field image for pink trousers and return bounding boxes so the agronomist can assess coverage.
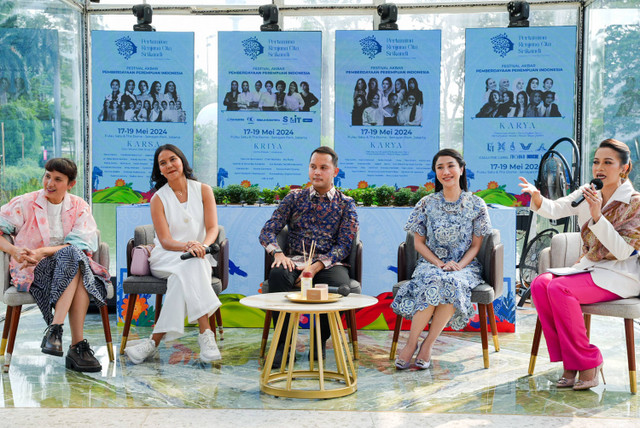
[530,272,620,371]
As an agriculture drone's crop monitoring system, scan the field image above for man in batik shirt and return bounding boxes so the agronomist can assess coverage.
[259,146,359,368]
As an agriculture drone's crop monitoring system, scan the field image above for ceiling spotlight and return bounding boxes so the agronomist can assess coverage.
[259,4,280,32]
[507,1,530,28]
[132,4,155,32]
[377,3,398,31]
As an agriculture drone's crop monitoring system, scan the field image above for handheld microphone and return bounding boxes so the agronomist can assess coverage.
[327,284,351,296]
[180,243,220,260]
[571,179,603,207]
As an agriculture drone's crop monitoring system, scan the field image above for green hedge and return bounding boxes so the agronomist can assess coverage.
[212,184,432,207]
[1,159,44,204]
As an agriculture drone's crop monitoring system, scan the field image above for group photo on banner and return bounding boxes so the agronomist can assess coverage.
[97,78,187,123]
[217,31,322,189]
[222,79,319,112]
[350,76,425,126]
[334,30,441,189]
[463,26,577,205]
[91,31,195,204]
[475,76,562,118]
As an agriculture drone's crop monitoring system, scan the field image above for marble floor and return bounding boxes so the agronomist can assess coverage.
[1,303,639,427]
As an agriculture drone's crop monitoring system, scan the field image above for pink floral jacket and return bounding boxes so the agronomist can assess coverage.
[0,190,110,292]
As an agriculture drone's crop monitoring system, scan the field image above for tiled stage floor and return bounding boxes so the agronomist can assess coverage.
[0,302,639,426]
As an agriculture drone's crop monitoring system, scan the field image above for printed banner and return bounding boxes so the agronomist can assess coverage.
[463,27,577,206]
[334,30,441,189]
[91,31,194,203]
[217,31,322,188]
[116,204,515,332]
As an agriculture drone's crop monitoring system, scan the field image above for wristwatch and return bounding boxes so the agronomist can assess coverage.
[271,249,283,256]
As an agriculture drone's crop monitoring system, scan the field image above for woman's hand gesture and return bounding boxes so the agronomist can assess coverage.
[518,176,542,208]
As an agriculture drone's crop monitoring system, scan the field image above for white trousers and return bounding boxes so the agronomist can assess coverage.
[149,251,221,341]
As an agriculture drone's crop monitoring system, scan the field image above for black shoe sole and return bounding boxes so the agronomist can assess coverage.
[65,356,102,373]
[270,347,296,369]
[42,347,64,357]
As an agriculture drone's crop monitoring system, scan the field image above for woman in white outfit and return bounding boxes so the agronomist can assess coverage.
[125,144,222,364]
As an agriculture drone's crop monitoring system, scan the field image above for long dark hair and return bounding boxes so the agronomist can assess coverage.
[408,94,417,122]
[526,77,539,96]
[408,77,423,105]
[432,148,467,192]
[151,144,196,190]
[150,80,161,103]
[488,90,500,107]
[367,77,379,104]
[514,91,528,116]
[164,80,179,102]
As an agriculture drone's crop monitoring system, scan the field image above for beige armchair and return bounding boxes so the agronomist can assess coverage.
[119,224,229,354]
[529,232,640,394]
[389,229,504,369]
[0,233,115,371]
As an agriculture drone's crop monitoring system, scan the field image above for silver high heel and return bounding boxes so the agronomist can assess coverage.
[573,362,605,390]
[556,369,577,388]
[414,340,431,370]
[555,377,576,388]
[395,344,418,370]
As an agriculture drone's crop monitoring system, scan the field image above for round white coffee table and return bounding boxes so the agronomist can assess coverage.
[241,292,377,399]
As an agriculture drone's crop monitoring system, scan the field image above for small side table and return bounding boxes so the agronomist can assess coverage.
[241,292,377,399]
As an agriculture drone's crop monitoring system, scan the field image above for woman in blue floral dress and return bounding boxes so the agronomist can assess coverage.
[392,149,492,370]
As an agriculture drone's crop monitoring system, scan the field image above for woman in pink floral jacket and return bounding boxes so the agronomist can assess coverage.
[0,158,110,372]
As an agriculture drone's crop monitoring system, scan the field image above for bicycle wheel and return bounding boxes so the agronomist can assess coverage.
[518,228,558,306]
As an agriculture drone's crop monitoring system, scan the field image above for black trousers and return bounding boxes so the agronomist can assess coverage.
[268,265,350,345]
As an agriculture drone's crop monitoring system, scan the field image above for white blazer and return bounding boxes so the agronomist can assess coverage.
[532,179,640,298]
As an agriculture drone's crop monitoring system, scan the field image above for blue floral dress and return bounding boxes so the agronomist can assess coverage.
[391,191,492,330]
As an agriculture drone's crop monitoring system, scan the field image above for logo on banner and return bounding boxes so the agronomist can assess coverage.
[242,37,264,60]
[115,36,137,60]
[490,33,514,58]
[359,35,382,59]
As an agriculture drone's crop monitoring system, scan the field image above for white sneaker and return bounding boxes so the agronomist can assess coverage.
[198,330,221,362]
[124,338,157,364]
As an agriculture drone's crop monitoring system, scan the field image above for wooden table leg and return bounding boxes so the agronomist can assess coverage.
[334,311,356,378]
[260,308,359,399]
[315,313,325,391]
[279,314,297,374]
[329,312,353,387]
[309,312,315,370]
[262,312,286,384]
[285,312,301,391]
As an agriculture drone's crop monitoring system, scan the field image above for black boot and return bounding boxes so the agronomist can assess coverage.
[308,339,327,362]
[65,339,102,373]
[271,342,297,369]
[271,343,285,369]
[41,324,64,357]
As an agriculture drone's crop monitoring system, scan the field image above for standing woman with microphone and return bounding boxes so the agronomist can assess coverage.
[124,144,222,365]
[519,138,640,390]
